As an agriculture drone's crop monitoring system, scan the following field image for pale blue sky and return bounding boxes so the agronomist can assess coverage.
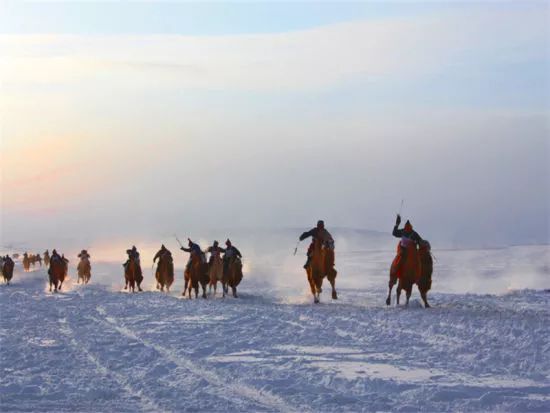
[0,2,438,34]
[0,1,542,35]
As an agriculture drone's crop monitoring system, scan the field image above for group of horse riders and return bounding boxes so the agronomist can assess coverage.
[118,238,244,297]
[7,217,432,305]
[298,217,432,306]
[122,238,242,276]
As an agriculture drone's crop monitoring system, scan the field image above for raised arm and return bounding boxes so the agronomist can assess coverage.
[392,214,403,238]
[299,229,315,241]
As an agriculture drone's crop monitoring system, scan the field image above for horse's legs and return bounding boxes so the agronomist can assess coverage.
[386,274,397,306]
[182,276,189,297]
[405,286,412,306]
[396,280,402,305]
[419,287,430,308]
[311,270,321,304]
[307,273,316,297]
[315,273,323,303]
[327,269,338,300]
[232,286,237,298]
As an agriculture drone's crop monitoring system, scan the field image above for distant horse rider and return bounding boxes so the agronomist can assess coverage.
[123,246,140,270]
[180,239,205,272]
[222,239,242,275]
[205,240,224,267]
[153,244,173,264]
[299,220,335,269]
[50,249,68,264]
[78,249,90,259]
[391,214,423,276]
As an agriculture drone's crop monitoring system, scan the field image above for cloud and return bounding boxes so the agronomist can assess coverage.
[0,7,546,92]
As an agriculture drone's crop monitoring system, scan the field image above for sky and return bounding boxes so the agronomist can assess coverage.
[0,1,549,249]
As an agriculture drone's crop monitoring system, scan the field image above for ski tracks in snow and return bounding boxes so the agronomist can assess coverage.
[57,317,165,413]
[91,304,302,413]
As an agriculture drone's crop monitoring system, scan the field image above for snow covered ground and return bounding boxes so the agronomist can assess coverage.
[1,244,549,412]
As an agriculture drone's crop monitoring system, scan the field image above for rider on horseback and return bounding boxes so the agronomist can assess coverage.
[181,239,205,271]
[206,240,224,266]
[393,215,423,243]
[78,249,90,259]
[153,244,172,263]
[48,249,69,277]
[222,239,242,275]
[123,246,140,269]
[392,215,424,278]
[51,249,69,264]
[299,220,335,269]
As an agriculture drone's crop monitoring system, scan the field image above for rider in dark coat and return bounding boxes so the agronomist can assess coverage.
[205,240,224,266]
[392,215,423,243]
[222,239,242,275]
[123,246,140,269]
[153,244,172,263]
[299,220,335,269]
[181,239,204,271]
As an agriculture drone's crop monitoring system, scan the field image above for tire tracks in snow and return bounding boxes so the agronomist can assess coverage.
[57,317,167,413]
[93,305,303,413]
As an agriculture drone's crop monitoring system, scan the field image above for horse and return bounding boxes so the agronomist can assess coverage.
[208,254,224,296]
[44,251,50,267]
[386,238,424,307]
[35,254,42,267]
[1,256,14,285]
[48,256,67,292]
[124,255,143,293]
[22,253,31,272]
[183,253,208,299]
[416,241,433,308]
[155,253,174,292]
[222,257,243,298]
[305,238,338,304]
[77,256,92,284]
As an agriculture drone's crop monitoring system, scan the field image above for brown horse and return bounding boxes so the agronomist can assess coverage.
[124,255,143,292]
[417,241,433,308]
[1,257,14,285]
[183,254,208,299]
[35,254,42,267]
[208,255,224,296]
[305,238,338,304]
[22,253,31,272]
[222,257,243,298]
[77,256,92,284]
[155,253,174,292]
[48,256,67,292]
[386,238,431,307]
